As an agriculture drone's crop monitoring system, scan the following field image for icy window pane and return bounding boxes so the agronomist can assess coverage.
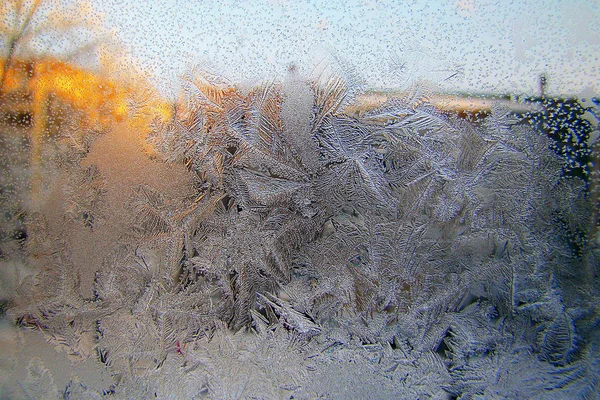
[1,1,598,398]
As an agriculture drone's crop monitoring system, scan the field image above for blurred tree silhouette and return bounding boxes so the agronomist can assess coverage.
[0,0,41,95]
[528,98,595,181]
[526,97,599,260]
[0,0,127,210]
[1,0,109,93]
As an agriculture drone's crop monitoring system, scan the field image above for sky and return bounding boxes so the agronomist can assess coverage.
[90,0,600,97]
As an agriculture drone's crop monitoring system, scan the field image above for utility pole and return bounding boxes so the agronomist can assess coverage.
[29,60,48,210]
[539,74,547,98]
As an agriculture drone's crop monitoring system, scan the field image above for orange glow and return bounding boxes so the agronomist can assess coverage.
[1,58,170,132]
